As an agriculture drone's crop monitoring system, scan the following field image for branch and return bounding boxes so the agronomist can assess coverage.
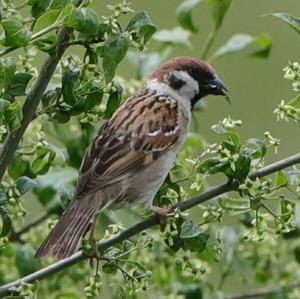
[230,281,300,299]
[0,152,300,297]
[0,0,83,181]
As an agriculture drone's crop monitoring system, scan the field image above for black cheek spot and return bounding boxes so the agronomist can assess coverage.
[168,73,186,89]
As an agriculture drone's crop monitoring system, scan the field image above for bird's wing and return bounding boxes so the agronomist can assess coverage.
[76,90,182,198]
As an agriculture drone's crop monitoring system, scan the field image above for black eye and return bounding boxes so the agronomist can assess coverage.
[168,73,186,89]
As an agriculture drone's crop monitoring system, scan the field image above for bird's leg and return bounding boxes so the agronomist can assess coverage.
[88,214,100,268]
[151,205,173,232]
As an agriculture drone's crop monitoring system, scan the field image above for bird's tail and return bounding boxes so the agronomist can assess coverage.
[35,196,99,259]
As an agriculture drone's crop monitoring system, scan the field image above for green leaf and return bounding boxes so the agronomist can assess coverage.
[294,244,300,264]
[65,7,98,38]
[42,89,59,108]
[153,27,191,47]
[0,99,10,113]
[7,73,33,96]
[45,143,68,164]
[0,209,12,237]
[178,286,203,299]
[210,0,232,29]
[103,32,129,82]
[199,158,227,175]
[0,190,8,205]
[102,263,118,274]
[33,9,61,33]
[32,151,55,175]
[212,33,271,60]
[84,86,103,110]
[33,167,77,210]
[126,11,156,44]
[53,110,70,123]
[34,35,57,53]
[266,13,300,36]
[232,155,251,181]
[15,176,36,195]
[30,0,52,18]
[183,232,209,252]
[251,34,272,58]
[176,0,201,33]
[180,219,202,238]
[0,58,16,90]
[4,102,23,131]
[104,82,123,118]
[85,47,98,64]
[281,199,294,222]
[1,19,31,47]
[227,131,240,150]
[275,171,288,187]
[8,154,29,179]
[58,185,73,208]
[62,68,80,105]
[212,34,254,59]
[244,138,267,160]
[288,95,300,107]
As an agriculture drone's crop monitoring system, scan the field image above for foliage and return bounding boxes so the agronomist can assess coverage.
[0,1,300,299]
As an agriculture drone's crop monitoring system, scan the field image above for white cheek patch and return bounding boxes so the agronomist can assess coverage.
[168,70,199,100]
[146,78,193,117]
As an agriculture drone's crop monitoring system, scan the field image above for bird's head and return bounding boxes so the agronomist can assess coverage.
[149,56,229,107]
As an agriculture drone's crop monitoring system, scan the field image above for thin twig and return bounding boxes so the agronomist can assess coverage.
[201,29,218,60]
[0,152,300,297]
[0,46,18,57]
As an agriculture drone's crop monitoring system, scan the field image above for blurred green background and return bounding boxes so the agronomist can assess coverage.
[2,1,300,298]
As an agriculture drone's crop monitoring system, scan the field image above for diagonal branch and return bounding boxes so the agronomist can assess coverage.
[0,152,300,297]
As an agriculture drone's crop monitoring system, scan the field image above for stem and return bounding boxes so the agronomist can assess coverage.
[0,152,300,297]
[0,23,62,58]
[201,27,218,60]
[30,23,62,43]
[261,203,277,219]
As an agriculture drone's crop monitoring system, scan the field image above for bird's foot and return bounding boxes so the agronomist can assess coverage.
[151,205,173,232]
[82,239,101,268]
[88,239,101,268]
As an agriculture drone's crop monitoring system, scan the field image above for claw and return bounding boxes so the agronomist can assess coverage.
[151,205,173,232]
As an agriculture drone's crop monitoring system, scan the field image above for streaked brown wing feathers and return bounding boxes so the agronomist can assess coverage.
[76,92,180,197]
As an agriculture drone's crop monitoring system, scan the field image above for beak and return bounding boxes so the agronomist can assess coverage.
[208,77,231,104]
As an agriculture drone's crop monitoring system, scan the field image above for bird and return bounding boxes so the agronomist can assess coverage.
[35,56,229,259]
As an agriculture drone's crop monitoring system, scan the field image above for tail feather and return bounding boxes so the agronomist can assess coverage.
[35,198,98,259]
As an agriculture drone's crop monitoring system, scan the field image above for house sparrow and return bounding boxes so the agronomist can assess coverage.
[35,56,228,259]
